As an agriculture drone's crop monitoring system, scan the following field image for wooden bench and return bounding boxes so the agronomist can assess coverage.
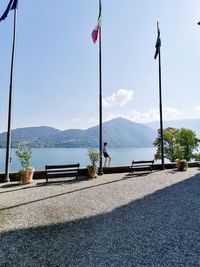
[129,160,154,175]
[45,163,80,183]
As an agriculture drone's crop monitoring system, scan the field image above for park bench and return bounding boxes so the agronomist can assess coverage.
[129,160,154,175]
[45,163,80,183]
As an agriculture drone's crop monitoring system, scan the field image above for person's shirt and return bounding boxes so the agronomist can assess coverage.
[103,145,107,153]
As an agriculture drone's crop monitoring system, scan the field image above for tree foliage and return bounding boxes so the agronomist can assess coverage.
[15,144,32,170]
[87,148,100,172]
[154,127,200,162]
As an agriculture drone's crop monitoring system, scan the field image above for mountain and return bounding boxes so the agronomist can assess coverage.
[85,117,156,147]
[0,126,61,148]
[146,119,200,137]
[0,118,156,148]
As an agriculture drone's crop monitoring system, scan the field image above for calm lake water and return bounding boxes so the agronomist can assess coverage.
[0,147,159,172]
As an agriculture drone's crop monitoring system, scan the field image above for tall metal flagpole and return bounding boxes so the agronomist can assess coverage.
[154,21,164,170]
[98,0,103,175]
[4,8,17,182]
[158,44,164,170]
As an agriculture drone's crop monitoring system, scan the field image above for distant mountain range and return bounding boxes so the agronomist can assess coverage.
[146,118,200,137]
[0,117,200,148]
[0,117,156,148]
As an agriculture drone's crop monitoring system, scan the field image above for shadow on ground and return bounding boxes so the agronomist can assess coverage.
[1,173,200,266]
[0,175,90,194]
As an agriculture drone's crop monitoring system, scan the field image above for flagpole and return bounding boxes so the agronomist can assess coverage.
[157,22,165,170]
[98,0,103,175]
[4,8,17,182]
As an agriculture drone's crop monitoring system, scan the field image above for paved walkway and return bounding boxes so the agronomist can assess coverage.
[0,168,200,266]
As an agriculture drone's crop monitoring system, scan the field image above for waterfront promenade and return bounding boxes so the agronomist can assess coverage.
[1,168,200,266]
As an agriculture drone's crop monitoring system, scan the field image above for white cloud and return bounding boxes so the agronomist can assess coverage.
[103,89,134,108]
[194,105,200,111]
[73,118,80,122]
[88,117,98,124]
[163,108,179,119]
[105,107,179,123]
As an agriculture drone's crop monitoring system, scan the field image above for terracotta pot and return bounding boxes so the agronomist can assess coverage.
[176,160,188,171]
[178,160,188,171]
[175,159,181,169]
[20,167,35,184]
[87,166,97,178]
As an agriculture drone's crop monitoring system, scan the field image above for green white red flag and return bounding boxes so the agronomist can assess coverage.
[91,1,102,44]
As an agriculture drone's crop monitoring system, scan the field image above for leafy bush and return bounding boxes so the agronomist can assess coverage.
[87,148,100,172]
[154,127,200,162]
[15,144,32,170]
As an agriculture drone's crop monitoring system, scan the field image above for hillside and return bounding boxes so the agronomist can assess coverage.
[0,118,156,148]
[0,126,61,148]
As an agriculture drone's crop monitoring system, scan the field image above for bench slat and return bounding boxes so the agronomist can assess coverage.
[47,172,78,179]
[46,169,79,173]
[130,166,152,169]
[131,160,154,164]
[45,164,80,170]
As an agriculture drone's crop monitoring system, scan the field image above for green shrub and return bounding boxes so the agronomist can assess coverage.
[88,148,100,172]
[15,144,32,170]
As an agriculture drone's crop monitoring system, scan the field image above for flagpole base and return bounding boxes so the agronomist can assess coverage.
[3,175,10,183]
[98,168,103,175]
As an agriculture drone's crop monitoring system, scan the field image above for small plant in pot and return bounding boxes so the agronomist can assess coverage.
[87,148,100,178]
[175,159,188,171]
[15,144,35,184]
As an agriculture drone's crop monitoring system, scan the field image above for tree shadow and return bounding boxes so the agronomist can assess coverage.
[1,173,200,266]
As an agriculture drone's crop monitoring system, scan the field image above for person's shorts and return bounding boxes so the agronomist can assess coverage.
[103,152,110,158]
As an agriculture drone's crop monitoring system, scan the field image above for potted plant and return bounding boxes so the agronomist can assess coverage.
[175,159,188,171]
[15,144,35,184]
[175,158,181,169]
[87,148,100,178]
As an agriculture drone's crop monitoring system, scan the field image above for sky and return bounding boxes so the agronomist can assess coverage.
[0,0,200,133]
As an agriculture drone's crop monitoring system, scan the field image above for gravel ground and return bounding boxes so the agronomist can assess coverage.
[0,168,200,266]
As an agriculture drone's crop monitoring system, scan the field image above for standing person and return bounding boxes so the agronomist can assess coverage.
[102,142,111,167]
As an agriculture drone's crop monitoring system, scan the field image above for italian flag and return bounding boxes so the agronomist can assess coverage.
[91,2,102,44]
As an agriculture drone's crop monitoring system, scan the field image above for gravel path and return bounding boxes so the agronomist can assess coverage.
[0,168,200,266]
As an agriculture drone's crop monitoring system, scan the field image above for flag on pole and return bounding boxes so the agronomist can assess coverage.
[154,21,161,60]
[91,1,102,44]
[0,0,18,22]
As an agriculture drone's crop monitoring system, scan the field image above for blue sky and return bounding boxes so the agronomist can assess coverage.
[0,0,200,133]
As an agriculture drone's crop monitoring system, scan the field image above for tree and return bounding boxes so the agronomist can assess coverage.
[154,127,178,162]
[154,127,200,162]
[176,128,200,161]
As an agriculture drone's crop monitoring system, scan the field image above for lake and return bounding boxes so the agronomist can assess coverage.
[0,147,159,172]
